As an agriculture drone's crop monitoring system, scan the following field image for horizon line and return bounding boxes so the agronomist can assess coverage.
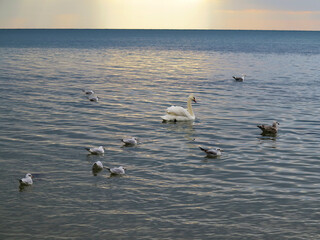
[0,28,319,32]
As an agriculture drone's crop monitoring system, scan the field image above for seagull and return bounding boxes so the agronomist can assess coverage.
[106,166,126,175]
[92,161,104,171]
[85,146,105,155]
[19,173,33,186]
[121,137,138,146]
[82,89,95,95]
[199,147,222,157]
[233,75,246,82]
[88,95,99,102]
[257,121,279,135]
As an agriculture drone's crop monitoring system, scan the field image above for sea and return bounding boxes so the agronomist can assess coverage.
[0,29,320,240]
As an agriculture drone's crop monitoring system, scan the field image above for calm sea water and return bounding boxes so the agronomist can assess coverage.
[1,29,320,239]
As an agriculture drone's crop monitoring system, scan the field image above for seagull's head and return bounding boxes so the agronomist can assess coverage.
[26,173,33,178]
[273,121,280,126]
[216,148,223,152]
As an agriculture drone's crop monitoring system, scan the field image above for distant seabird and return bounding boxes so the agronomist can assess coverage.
[121,137,138,146]
[199,147,222,157]
[257,121,279,135]
[106,166,126,175]
[85,146,105,155]
[92,161,104,171]
[233,75,246,82]
[88,95,99,102]
[82,89,95,95]
[19,173,33,186]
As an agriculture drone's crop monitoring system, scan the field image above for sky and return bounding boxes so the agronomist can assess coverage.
[0,0,320,30]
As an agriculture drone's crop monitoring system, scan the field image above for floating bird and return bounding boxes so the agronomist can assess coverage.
[233,75,246,82]
[161,94,197,122]
[106,166,126,175]
[82,89,95,95]
[92,161,104,171]
[199,147,222,157]
[85,146,105,155]
[88,95,99,102]
[19,173,33,186]
[121,137,138,146]
[257,121,279,135]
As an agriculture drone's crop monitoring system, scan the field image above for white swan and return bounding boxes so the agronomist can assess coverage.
[161,94,197,122]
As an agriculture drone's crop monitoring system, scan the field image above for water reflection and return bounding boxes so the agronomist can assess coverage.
[258,134,277,141]
[19,185,33,192]
[162,121,196,141]
[92,168,103,176]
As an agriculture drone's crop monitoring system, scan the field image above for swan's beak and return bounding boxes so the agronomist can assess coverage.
[193,98,197,103]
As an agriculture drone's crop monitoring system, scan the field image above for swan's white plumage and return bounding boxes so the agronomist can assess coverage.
[161,94,196,121]
[166,106,191,117]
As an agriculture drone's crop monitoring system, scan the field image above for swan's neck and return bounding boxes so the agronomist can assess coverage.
[187,97,194,116]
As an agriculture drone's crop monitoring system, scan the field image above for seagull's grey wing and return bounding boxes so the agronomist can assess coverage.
[122,138,136,145]
[206,149,217,155]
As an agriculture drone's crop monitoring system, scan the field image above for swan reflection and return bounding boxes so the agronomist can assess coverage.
[162,120,196,141]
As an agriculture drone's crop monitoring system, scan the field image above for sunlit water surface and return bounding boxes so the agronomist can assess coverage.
[0,30,320,239]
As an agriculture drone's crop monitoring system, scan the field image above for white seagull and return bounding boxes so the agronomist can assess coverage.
[88,95,99,102]
[82,89,95,95]
[199,147,222,157]
[19,173,33,186]
[121,137,138,146]
[85,146,105,155]
[92,161,104,171]
[161,93,197,122]
[233,75,246,82]
[257,121,279,135]
[106,166,126,175]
